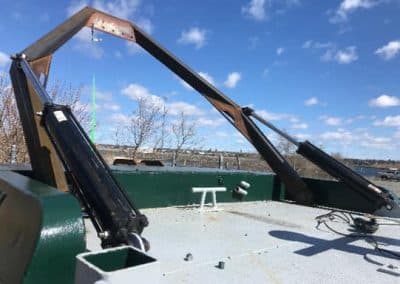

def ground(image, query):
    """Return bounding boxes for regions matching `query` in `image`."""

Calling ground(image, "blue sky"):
[0,0,399,159]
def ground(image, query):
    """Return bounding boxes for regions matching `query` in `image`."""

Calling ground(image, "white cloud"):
[198,72,215,85]
[110,113,130,125]
[348,116,365,124]
[168,102,204,116]
[114,50,123,58]
[373,115,400,127]
[67,0,142,19]
[196,118,226,127]
[177,27,207,49]
[320,115,343,126]
[122,82,205,116]
[315,42,334,49]
[93,0,140,19]
[224,72,241,88]
[67,0,88,16]
[334,46,358,64]
[291,123,308,129]
[236,138,247,144]
[0,51,9,68]
[375,40,400,60]
[126,42,143,55]
[257,109,298,122]
[216,131,229,138]
[304,97,319,106]
[294,133,311,140]
[102,103,121,111]
[180,80,193,91]
[326,118,342,126]
[321,46,358,64]
[320,128,396,150]
[96,90,113,101]
[136,17,154,34]
[320,129,353,143]
[358,131,393,150]
[304,42,357,64]
[320,48,335,62]
[339,0,377,11]
[276,47,285,56]
[302,40,334,49]
[330,0,379,23]
[242,0,267,21]
[369,94,400,108]
[122,83,164,107]
[302,40,313,49]
[361,138,392,149]
[122,83,153,100]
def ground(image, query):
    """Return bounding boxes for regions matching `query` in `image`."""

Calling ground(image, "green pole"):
[90,73,96,143]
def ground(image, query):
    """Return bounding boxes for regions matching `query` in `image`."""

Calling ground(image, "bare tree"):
[0,74,27,163]
[152,104,169,151]
[0,73,89,164]
[171,112,198,165]
[48,82,90,131]
[276,133,303,170]
[121,97,162,159]
[276,134,296,158]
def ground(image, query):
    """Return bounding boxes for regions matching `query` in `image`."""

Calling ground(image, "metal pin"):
[98,231,110,239]
[217,261,225,269]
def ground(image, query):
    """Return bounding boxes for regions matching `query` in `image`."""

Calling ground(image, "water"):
[353,166,382,177]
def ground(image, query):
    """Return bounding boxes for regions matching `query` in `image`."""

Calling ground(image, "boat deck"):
[85,201,400,283]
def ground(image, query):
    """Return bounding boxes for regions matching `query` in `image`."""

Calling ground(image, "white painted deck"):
[85,201,400,283]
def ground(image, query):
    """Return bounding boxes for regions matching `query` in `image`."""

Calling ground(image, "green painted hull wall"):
[0,171,85,284]
[112,168,377,213]
[24,193,86,284]
[113,169,282,209]
[303,177,377,213]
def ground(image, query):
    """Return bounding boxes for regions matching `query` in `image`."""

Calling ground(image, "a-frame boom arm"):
[20,7,313,204]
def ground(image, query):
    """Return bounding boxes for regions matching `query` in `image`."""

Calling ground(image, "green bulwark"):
[0,171,85,284]
[113,167,281,208]
[112,166,378,213]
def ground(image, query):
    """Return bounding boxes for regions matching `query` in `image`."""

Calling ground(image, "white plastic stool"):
[192,187,226,211]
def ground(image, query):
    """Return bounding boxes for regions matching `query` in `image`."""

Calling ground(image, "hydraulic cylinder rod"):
[246,107,396,211]
[245,108,299,146]
[15,55,149,250]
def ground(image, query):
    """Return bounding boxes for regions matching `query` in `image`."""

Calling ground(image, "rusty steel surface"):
[12,6,312,203]
[87,12,136,42]
[29,55,52,87]
[10,61,69,191]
